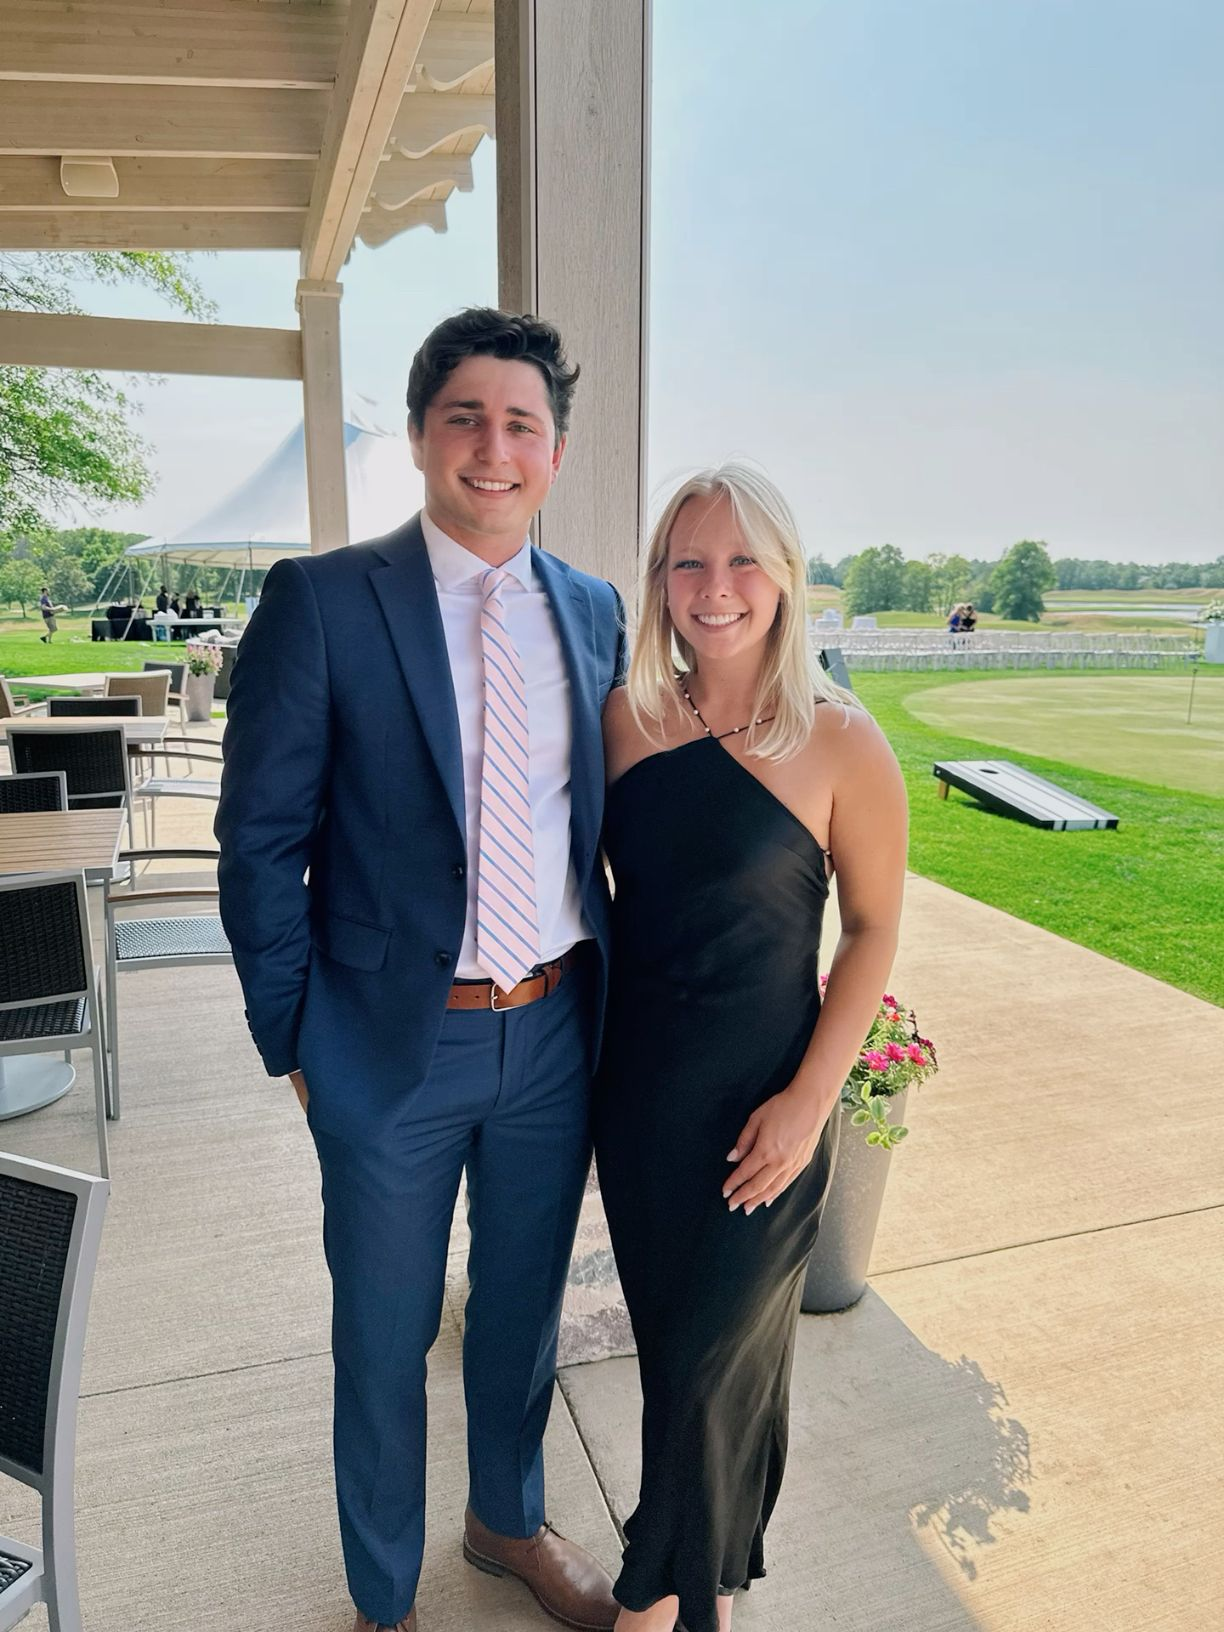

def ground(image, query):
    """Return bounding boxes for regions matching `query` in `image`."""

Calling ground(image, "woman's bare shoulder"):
[805,698,898,777]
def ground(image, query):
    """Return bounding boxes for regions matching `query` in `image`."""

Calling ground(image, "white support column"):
[496,0,651,595]
[296,278,349,553]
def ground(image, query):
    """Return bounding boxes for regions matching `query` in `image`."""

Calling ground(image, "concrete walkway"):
[2,736,1221,1630]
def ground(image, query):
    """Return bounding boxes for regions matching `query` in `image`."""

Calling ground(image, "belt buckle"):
[489,980,512,1012]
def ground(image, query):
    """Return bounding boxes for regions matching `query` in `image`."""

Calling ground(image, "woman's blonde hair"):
[627,461,859,761]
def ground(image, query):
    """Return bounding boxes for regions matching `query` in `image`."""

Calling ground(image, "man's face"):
[408,354,565,556]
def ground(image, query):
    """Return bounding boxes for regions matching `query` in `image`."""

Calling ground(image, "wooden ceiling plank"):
[0,310,302,380]
[0,83,326,161]
[0,212,305,250]
[300,0,437,282]
[0,0,342,89]
[0,156,313,212]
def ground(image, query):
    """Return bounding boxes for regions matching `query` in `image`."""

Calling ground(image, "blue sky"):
[79,0,1223,563]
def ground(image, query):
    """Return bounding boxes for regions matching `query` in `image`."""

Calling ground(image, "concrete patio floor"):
[2,720,1221,1630]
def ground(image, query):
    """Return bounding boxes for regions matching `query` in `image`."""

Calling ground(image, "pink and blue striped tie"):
[476,567,540,993]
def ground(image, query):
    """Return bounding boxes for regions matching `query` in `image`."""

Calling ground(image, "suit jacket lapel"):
[369,515,465,842]
[533,546,601,875]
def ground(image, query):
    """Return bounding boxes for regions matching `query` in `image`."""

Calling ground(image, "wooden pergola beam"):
[0,212,304,250]
[0,310,303,380]
[0,0,343,90]
[414,14,495,92]
[0,156,313,212]
[370,151,473,210]
[0,82,326,160]
[300,0,437,284]
[386,92,495,160]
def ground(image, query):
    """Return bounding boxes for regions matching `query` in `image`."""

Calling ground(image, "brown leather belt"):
[446,946,583,1012]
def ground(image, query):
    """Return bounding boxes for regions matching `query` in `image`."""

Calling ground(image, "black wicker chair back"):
[0,772,68,813]
[9,727,129,807]
[142,660,185,700]
[0,1172,77,1476]
[0,878,88,1008]
[47,696,140,718]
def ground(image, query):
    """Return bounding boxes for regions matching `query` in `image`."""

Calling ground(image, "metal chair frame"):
[103,847,229,1117]
[131,745,223,849]
[0,871,111,1178]
[0,1151,108,1632]
[0,678,46,721]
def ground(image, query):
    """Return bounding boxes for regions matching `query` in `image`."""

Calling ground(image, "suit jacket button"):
[435,950,453,967]
[452,863,466,880]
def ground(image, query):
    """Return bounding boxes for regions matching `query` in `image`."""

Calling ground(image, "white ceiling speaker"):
[59,156,120,199]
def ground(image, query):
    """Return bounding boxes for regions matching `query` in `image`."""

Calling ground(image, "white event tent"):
[123,400,419,580]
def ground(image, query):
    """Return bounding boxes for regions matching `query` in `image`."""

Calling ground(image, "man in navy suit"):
[216,309,626,1632]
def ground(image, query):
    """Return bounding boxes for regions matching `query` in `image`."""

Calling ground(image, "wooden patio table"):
[0,806,125,1121]
[4,715,168,746]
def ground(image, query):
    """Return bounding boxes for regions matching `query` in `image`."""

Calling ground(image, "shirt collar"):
[421,509,533,592]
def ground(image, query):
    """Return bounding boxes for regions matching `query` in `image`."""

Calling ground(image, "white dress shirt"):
[421,511,590,977]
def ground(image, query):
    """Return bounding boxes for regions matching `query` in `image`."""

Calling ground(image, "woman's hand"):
[723,1085,835,1215]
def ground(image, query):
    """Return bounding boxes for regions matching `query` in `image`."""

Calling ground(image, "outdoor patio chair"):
[0,771,68,814]
[0,678,45,721]
[141,660,187,733]
[105,669,171,777]
[46,696,140,718]
[104,670,170,718]
[7,726,136,849]
[0,872,111,1178]
[0,1151,108,1632]
[103,847,230,1117]
[131,743,223,850]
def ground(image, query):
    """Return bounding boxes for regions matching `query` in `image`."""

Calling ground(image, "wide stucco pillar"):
[296,277,349,552]
[495,0,651,596]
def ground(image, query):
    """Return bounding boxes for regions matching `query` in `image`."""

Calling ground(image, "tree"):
[0,253,214,536]
[842,544,906,616]
[0,557,43,616]
[926,552,972,614]
[991,539,1056,621]
[900,560,934,613]
[48,557,92,609]
[806,555,838,586]
[56,525,148,596]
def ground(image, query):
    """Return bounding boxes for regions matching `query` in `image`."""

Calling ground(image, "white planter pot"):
[801,1087,908,1314]
[183,671,216,722]
[1204,623,1224,664]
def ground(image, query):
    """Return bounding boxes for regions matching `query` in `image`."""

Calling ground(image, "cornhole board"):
[933,760,1118,831]
[819,646,854,692]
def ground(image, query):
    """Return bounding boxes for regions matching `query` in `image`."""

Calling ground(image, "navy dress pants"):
[308,967,594,1627]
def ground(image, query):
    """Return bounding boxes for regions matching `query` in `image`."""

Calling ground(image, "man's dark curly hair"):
[406,307,580,443]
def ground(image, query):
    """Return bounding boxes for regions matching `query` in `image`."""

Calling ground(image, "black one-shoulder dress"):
[593,734,839,1632]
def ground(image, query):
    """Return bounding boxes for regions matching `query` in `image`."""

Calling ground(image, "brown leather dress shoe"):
[463,1506,619,1631]
[351,1609,416,1632]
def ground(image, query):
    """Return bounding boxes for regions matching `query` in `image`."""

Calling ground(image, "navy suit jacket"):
[215,513,626,1137]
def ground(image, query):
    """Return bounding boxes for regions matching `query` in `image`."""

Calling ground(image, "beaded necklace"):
[681,683,775,742]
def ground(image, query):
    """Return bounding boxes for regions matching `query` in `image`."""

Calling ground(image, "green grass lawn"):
[903,674,1224,799]
[0,613,198,685]
[854,668,1224,1006]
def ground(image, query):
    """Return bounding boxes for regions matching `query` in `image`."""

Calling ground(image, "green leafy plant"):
[831,980,939,1151]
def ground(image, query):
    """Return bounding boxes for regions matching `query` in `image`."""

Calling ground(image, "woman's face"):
[665,492,783,666]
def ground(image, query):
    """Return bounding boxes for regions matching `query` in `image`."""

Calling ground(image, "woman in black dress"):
[595,463,908,1632]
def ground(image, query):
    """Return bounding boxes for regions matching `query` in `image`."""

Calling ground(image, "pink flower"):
[819,974,830,987]
[885,1042,906,1062]
[907,1043,927,1064]
[864,1050,889,1072]
[882,994,898,1009]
